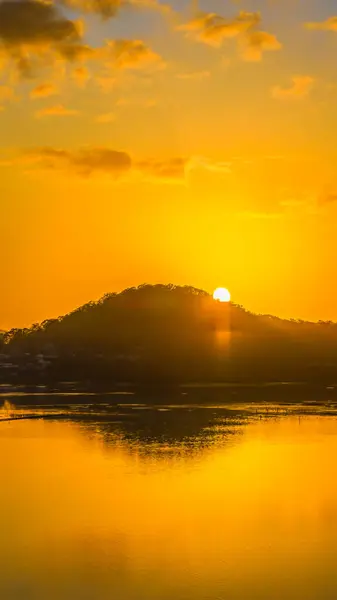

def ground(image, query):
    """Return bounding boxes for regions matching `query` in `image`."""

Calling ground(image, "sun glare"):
[213,288,231,303]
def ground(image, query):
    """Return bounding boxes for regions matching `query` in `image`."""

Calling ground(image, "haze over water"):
[1,401,337,599]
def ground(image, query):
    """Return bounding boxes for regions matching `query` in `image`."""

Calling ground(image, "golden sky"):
[2,0,337,328]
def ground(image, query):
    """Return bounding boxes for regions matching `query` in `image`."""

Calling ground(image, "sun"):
[213,287,231,303]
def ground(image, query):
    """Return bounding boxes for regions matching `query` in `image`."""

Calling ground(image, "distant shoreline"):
[1,381,337,405]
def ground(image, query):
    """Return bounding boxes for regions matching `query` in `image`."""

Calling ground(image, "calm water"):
[1,400,337,599]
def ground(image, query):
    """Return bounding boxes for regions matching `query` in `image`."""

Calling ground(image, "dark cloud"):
[22,147,133,176]
[58,43,95,61]
[71,148,132,175]
[17,147,232,183]
[0,1,166,80]
[20,147,186,181]
[0,0,83,76]
[0,0,80,47]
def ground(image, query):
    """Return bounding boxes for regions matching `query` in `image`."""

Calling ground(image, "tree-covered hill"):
[2,284,337,384]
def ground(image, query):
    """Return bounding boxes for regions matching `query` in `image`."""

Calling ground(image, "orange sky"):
[2,0,337,329]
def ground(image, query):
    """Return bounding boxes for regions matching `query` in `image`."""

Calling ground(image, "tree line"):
[1,284,337,385]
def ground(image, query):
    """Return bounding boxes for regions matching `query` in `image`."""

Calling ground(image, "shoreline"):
[1,381,337,405]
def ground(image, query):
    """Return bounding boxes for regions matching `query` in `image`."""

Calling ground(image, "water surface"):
[1,401,337,599]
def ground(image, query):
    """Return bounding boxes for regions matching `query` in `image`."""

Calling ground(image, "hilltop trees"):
[2,284,337,384]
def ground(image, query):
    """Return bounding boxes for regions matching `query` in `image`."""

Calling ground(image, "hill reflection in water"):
[75,405,249,459]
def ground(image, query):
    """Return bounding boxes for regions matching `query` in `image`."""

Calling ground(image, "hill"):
[1,284,337,385]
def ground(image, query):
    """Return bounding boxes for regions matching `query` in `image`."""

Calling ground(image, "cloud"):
[103,39,165,70]
[58,43,95,62]
[35,104,79,117]
[176,70,210,80]
[59,0,122,17]
[15,147,234,183]
[58,0,172,18]
[30,82,58,99]
[177,10,281,61]
[0,0,165,81]
[21,146,133,177]
[305,16,337,32]
[0,0,81,47]
[137,155,232,183]
[272,76,314,99]
[95,112,116,123]
[319,192,337,205]
[136,157,188,182]
[0,0,83,76]
[241,31,282,61]
[178,11,260,47]
[189,156,232,174]
[130,0,172,14]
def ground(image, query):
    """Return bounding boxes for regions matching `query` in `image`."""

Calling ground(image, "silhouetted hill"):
[2,284,337,385]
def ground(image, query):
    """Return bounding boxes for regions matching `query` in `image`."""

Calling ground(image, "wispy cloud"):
[35,105,79,118]
[241,31,282,62]
[177,10,281,62]
[14,147,234,183]
[30,83,58,99]
[136,157,188,183]
[272,76,314,99]
[177,11,260,47]
[103,39,166,71]
[95,112,116,123]
[305,16,337,32]
[176,70,210,81]
[189,156,232,175]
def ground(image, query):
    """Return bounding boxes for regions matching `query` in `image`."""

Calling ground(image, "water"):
[1,401,337,599]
